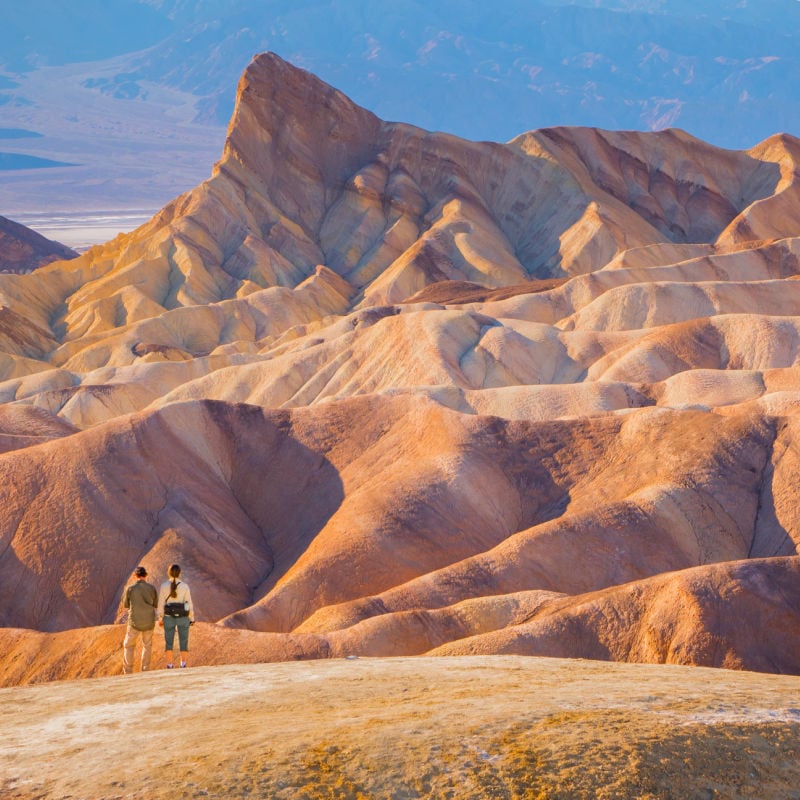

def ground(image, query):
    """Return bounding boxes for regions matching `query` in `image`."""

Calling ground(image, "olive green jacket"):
[124,580,158,631]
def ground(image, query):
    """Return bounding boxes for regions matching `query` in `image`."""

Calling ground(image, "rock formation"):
[1,52,800,685]
[0,214,78,274]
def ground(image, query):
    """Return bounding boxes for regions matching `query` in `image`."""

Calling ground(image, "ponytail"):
[168,564,181,598]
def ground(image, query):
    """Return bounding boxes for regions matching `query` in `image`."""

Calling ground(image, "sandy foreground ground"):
[1,656,800,800]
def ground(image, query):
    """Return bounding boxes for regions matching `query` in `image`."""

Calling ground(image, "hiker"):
[122,565,158,674]
[157,564,195,668]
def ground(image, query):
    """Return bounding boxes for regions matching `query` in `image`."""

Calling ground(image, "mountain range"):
[2,0,800,215]
[1,51,800,685]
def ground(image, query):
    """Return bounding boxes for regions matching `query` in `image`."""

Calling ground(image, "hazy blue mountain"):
[2,0,800,220]
[1,0,799,148]
[0,0,172,69]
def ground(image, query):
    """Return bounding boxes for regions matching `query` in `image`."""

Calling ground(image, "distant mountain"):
[2,0,800,217]
[0,214,77,273]
[2,0,800,145]
[105,0,800,144]
[0,0,172,70]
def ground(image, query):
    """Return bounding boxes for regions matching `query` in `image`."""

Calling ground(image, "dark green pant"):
[163,616,190,652]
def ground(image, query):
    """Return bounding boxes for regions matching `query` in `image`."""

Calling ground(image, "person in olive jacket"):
[122,565,158,674]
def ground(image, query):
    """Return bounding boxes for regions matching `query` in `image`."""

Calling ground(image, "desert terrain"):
[3,44,800,800]
[3,656,800,800]
[1,51,800,693]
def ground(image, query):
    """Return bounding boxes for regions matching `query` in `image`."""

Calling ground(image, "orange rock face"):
[1,52,800,685]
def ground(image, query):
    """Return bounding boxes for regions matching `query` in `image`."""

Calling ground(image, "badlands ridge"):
[1,52,800,684]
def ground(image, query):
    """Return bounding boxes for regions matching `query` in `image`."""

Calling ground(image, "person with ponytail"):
[156,564,195,668]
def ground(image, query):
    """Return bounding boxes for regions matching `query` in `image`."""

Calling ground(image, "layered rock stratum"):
[1,52,800,685]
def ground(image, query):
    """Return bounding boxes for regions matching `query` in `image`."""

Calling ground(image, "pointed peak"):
[223,51,382,164]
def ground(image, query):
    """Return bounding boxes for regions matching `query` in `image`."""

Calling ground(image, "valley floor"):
[9,209,156,251]
[2,655,799,799]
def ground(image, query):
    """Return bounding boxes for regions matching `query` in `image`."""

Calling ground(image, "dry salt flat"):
[10,209,156,252]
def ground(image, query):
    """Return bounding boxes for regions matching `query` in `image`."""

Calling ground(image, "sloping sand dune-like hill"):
[1,52,800,686]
